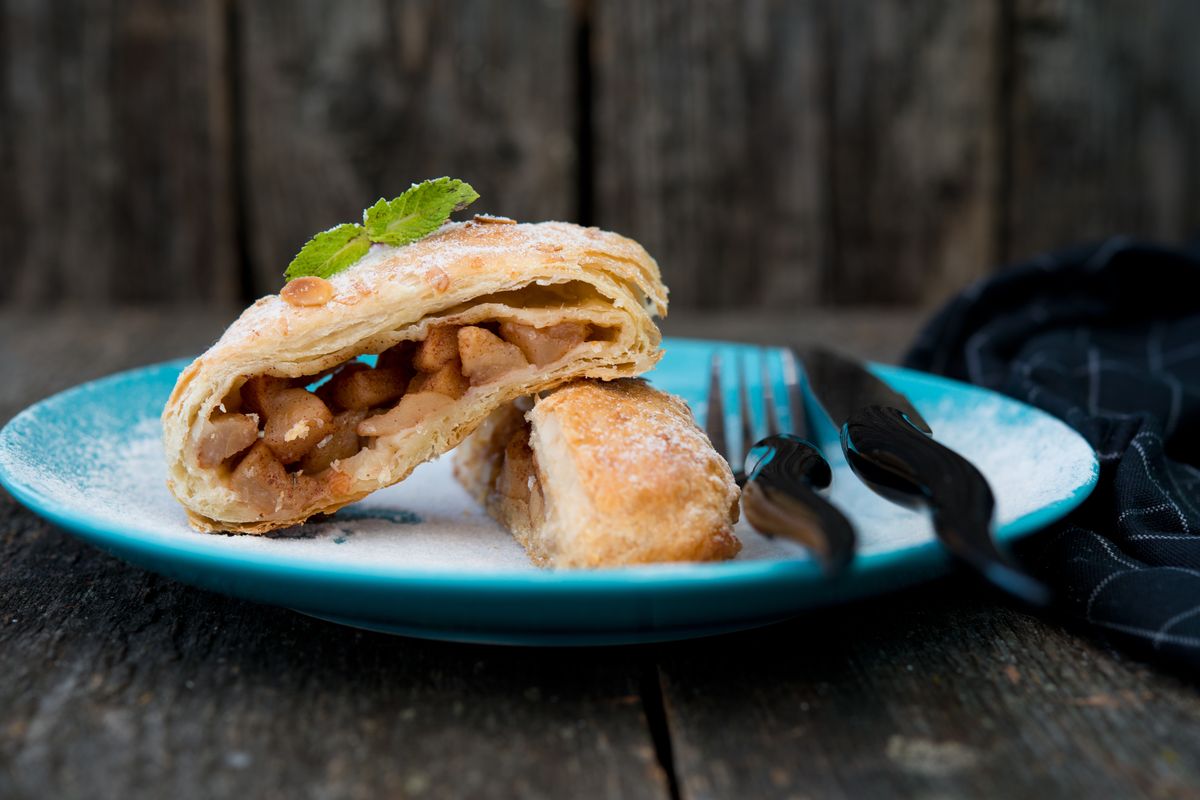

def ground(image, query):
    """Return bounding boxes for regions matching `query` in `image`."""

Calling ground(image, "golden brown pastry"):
[454,379,741,568]
[163,220,667,533]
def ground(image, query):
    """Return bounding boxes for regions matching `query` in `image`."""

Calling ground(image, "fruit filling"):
[194,320,595,515]
[493,420,546,533]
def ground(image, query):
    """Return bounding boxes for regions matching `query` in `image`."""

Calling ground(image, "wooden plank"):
[0,0,237,306]
[236,0,577,296]
[658,580,1200,799]
[1005,0,1200,261]
[0,522,667,800]
[591,1,998,311]
[591,0,830,311]
[827,0,1000,307]
[0,311,667,800]
[0,310,235,422]
[661,308,923,363]
[8,309,1200,797]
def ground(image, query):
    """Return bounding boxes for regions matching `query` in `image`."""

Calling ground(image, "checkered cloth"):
[906,238,1200,667]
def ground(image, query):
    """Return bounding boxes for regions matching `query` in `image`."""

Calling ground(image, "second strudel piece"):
[454,379,741,568]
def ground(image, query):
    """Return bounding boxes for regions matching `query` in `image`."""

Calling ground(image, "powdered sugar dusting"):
[220,220,666,355]
[1,371,1096,571]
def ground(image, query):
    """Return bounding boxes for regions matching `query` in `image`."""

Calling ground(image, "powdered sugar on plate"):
[0,371,1096,572]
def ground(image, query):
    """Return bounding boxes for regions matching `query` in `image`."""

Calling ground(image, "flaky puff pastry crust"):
[454,379,741,568]
[163,221,667,533]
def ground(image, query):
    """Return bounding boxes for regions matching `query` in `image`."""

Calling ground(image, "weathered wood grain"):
[592,1,999,310]
[6,0,1200,312]
[0,0,237,306]
[661,308,923,363]
[0,310,234,422]
[0,518,667,800]
[1005,0,1200,261]
[6,310,1200,799]
[0,311,666,800]
[591,0,831,311]
[236,0,578,296]
[826,0,1000,307]
[658,582,1200,798]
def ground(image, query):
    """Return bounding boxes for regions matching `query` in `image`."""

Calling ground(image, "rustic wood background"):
[7,309,1200,799]
[2,0,1198,311]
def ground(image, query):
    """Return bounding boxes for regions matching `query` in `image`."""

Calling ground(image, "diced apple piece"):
[262,388,334,463]
[299,410,366,474]
[498,321,590,366]
[218,387,243,413]
[326,363,408,410]
[230,442,293,514]
[407,362,469,399]
[458,326,529,385]
[230,441,321,514]
[196,412,259,468]
[240,375,290,415]
[497,428,535,503]
[528,477,545,525]
[496,427,546,527]
[357,392,453,437]
[413,325,461,372]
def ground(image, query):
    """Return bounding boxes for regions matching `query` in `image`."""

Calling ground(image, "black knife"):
[801,347,1051,606]
[733,350,856,576]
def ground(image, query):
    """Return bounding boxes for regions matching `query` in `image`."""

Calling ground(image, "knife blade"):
[801,347,1051,606]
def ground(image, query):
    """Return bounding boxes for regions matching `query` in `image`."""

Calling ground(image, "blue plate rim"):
[0,344,1100,601]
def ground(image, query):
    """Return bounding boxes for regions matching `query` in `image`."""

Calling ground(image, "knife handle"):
[840,405,1051,606]
[743,434,856,576]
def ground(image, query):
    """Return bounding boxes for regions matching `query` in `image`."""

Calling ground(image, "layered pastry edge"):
[162,220,666,533]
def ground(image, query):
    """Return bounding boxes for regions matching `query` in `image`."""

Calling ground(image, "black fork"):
[705,349,857,575]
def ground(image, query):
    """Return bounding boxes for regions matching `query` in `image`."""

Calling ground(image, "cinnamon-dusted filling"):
[195,320,594,515]
[493,422,546,533]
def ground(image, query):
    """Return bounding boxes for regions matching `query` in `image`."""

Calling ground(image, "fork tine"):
[761,348,781,437]
[782,347,808,439]
[737,354,755,467]
[705,352,729,462]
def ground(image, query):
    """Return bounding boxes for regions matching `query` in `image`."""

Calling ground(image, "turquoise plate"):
[0,338,1097,646]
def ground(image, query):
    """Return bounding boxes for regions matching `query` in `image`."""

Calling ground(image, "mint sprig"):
[284,224,371,281]
[284,178,479,281]
[364,178,479,245]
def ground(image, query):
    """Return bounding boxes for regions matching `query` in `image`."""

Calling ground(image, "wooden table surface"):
[2,309,1199,800]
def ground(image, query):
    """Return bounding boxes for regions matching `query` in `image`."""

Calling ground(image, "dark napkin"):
[905,238,1200,667]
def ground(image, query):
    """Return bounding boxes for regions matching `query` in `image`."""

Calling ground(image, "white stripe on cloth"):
[1087,570,1133,621]
[1161,339,1200,367]
[1154,606,1200,648]
[1128,533,1200,542]
[1131,437,1191,534]
[1118,503,1175,526]
[1085,529,1143,570]
[1092,619,1200,650]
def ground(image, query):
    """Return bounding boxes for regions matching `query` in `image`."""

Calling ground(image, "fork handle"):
[742,435,856,576]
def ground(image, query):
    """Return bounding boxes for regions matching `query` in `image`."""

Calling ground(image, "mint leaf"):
[280,178,480,282]
[363,178,479,246]
[285,223,371,280]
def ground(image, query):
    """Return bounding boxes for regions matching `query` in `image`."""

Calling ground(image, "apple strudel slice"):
[163,221,667,533]
[454,379,741,568]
